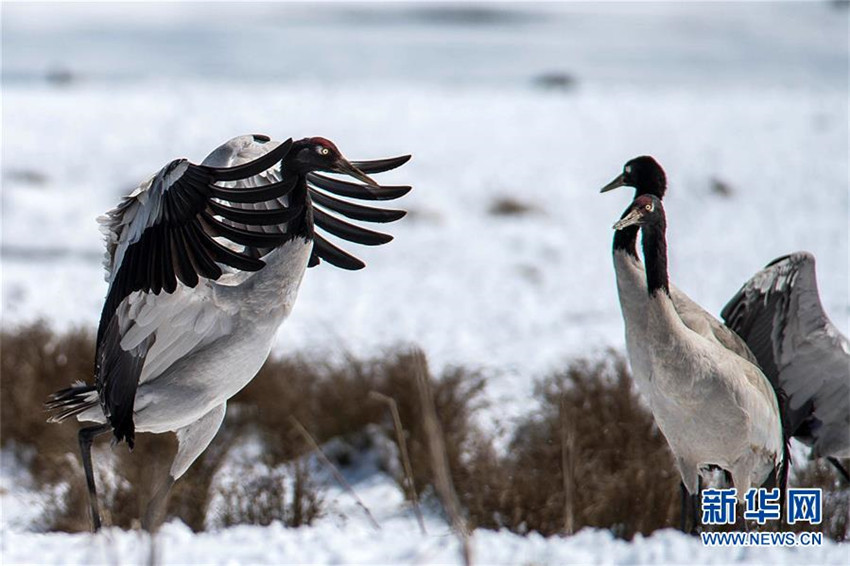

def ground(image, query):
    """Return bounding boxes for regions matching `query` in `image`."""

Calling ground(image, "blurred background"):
[3,2,846,87]
[3,0,848,431]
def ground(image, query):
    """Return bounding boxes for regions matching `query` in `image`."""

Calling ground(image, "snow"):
[2,1,848,564]
[3,445,848,565]
[4,519,849,565]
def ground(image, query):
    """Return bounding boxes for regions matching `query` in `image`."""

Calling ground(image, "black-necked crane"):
[602,157,849,486]
[612,193,785,530]
[601,157,775,530]
[45,134,411,532]
[722,252,850,481]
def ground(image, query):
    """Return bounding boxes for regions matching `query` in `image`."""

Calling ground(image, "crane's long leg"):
[676,458,701,535]
[79,424,111,532]
[141,403,226,532]
[679,482,688,532]
[691,476,702,534]
[143,475,175,533]
[678,476,702,534]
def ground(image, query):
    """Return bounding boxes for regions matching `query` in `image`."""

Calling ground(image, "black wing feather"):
[97,315,150,449]
[312,208,393,246]
[208,176,298,203]
[182,224,223,280]
[721,252,850,454]
[307,173,411,201]
[160,228,176,294]
[198,228,266,272]
[310,189,406,223]
[312,233,366,270]
[170,227,199,288]
[203,139,293,181]
[351,155,411,174]
[207,198,304,225]
[199,210,295,248]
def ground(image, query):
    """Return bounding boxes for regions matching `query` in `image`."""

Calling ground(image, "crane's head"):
[600,155,666,198]
[290,137,378,186]
[613,194,665,231]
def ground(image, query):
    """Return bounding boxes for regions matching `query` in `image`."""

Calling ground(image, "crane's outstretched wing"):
[99,139,298,320]
[721,252,850,459]
[306,155,411,270]
[96,140,297,446]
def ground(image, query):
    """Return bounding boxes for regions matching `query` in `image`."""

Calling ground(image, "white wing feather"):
[114,283,236,385]
[97,161,190,283]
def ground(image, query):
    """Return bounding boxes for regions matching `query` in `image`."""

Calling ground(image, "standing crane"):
[611,193,785,529]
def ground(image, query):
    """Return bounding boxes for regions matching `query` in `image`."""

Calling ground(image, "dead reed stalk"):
[289,416,380,530]
[413,350,472,566]
[560,395,577,535]
[370,390,427,534]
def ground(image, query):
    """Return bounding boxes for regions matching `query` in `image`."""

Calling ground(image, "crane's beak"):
[613,208,643,230]
[600,173,627,193]
[333,158,379,187]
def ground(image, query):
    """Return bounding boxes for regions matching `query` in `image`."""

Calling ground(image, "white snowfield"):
[2,521,847,565]
[2,454,848,565]
[2,2,848,564]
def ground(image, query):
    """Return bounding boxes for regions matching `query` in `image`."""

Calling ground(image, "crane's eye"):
[624,165,632,175]
[317,146,330,156]
[644,204,652,211]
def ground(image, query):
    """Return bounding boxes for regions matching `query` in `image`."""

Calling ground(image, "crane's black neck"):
[289,174,314,241]
[613,208,639,258]
[641,219,669,297]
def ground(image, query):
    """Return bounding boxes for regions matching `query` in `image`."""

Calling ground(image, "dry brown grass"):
[454,354,681,539]
[1,322,95,486]
[217,460,322,529]
[3,323,847,542]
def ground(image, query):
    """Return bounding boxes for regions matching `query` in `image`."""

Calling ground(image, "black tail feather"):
[45,382,99,423]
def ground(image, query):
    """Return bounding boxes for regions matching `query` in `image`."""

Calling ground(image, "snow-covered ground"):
[2,1,848,564]
[3,440,849,565]
[3,509,848,565]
